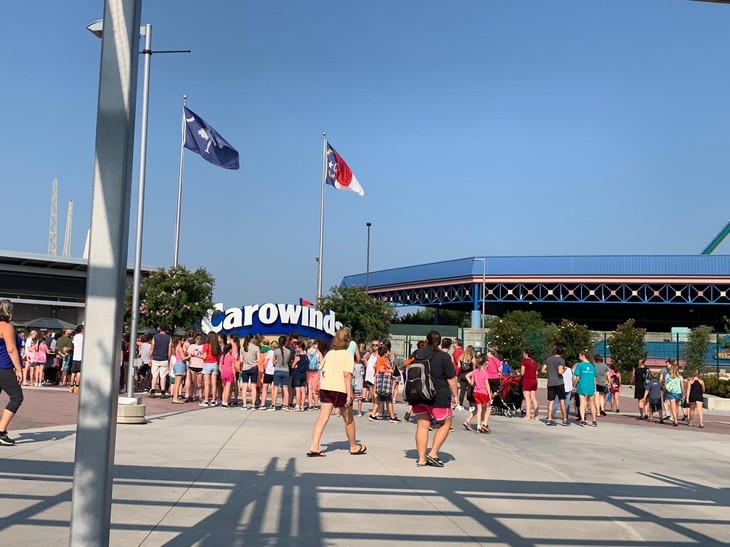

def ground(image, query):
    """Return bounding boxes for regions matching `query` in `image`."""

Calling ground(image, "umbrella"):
[24,317,76,331]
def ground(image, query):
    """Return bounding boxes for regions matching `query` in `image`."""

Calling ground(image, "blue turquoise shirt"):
[574,361,597,396]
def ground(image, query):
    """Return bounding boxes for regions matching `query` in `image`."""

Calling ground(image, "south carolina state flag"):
[325,142,364,196]
[183,107,240,170]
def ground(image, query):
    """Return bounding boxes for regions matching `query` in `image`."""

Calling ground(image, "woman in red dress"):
[520,349,539,421]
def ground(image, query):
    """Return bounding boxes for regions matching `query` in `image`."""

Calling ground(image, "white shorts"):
[151,359,169,379]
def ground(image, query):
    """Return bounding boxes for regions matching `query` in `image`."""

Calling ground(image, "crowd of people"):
[2,325,85,393]
[632,357,706,427]
[125,327,329,409]
[0,307,711,453]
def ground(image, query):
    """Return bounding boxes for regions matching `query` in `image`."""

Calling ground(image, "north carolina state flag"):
[325,142,364,196]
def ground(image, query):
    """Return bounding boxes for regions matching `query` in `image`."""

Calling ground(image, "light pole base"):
[117,399,146,424]
[470,310,482,329]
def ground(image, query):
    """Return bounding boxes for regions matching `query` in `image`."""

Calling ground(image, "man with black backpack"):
[406,330,457,468]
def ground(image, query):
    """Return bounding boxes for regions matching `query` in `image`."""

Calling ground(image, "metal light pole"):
[89,21,189,397]
[365,222,372,292]
[88,20,150,401]
[128,23,152,399]
[475,257,486,347]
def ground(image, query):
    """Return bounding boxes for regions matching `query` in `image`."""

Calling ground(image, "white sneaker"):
[455,405,464,411]
[469,407,476,412]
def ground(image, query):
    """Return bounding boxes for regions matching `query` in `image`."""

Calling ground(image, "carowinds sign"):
[201,303,343,339]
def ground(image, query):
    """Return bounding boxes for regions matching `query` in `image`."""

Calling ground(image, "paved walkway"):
[13,383,730,435]
[2,391,730,546]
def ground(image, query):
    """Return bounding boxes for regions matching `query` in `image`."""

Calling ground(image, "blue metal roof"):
[341,255,730,288]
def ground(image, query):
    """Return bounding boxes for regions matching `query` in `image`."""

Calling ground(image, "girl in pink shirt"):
[219,343,236,407]
[170,337,187,403]
[462,355,494,433]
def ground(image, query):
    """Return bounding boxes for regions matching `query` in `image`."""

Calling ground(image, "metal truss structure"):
[372,279,730,308]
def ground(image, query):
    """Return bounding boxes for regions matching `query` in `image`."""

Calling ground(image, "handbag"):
[375,372,393,396]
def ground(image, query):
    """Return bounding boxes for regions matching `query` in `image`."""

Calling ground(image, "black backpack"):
[404,351,437,405]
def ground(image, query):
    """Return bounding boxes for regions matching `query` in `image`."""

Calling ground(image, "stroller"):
[491,374,524,417]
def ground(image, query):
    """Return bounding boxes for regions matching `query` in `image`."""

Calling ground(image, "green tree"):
[684,325,713,375]
[394,307,469,327]
[608,319,647,374]
[126,266,215,332]
[319,285,395,343]
[489,317,524,364]
[550,319,595,366]
[488,310,555,364]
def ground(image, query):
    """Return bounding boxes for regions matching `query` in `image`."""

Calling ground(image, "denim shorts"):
[273,370,289,387]
[292,372,307,388]
[240,368,258,384]
[172,361,186,376]
[202,363,219,375]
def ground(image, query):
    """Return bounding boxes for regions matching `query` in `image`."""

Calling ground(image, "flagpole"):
[317,132,327,304]
[173,94,186,268]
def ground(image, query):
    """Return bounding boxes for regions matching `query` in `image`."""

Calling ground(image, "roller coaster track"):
[701,219,730,254]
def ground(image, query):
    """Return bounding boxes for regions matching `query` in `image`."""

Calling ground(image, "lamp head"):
[86,19,146,39]
[86,20,103,38]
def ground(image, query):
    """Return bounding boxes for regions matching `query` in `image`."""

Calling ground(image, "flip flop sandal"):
[306,451,326,457]
[425,455,444,467]
[349,445,367,455]
[416,461,427,467]
[462,423,471,431]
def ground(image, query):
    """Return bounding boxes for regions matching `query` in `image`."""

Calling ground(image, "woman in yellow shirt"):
[307,327,366,457]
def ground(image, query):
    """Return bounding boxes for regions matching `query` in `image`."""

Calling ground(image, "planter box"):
[704,394,730,411]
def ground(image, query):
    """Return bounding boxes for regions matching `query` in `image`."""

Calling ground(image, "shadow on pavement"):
[1,455,729,546]
[13,430,77,444]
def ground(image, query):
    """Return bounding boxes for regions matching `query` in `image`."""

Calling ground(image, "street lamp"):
[365,222,372,292]
[88,22,189,400]
[88,20,151,401]
[474,257,486,348]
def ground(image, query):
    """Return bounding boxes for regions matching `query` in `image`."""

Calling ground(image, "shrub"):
[684,326,713,375]
[702,375,730,398]
[608,319,647,375]
[550,320,595,365]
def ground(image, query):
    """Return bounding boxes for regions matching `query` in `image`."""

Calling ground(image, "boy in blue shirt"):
[642,372,664,423]
[573,351,598,427]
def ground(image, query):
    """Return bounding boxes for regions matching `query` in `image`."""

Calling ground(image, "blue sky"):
[2,0,730,308]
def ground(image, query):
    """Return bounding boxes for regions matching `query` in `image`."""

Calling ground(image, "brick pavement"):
[6,384,728,435]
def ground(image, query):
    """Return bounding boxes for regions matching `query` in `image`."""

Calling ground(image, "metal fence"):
[387,327,728,374]
[593,333,728,374]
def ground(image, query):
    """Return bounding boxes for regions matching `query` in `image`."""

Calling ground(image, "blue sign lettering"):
[202,303,343,339]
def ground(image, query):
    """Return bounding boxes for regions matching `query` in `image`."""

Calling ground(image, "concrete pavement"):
[2,397,730,546]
